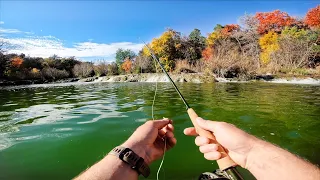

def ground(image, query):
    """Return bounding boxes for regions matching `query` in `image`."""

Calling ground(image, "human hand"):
[122,119,176,165]
[184,117,258,168]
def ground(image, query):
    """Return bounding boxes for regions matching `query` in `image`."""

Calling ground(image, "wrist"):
[122,141,151,165]
[244,137,265,170]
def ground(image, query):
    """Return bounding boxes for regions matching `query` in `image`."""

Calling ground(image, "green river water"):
[0,82,319,180]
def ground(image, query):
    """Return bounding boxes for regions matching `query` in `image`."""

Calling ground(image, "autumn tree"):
[305,5,320,29]
[221,24,240,37]
[255,10,296,34]
[207,24,224,47]
[115,49,136,67]
[207,32,220,47]
[142,29,182,71]
[259,31,279,64]
[11,56,24,68]
[201,47,214,61]
[121,57,133,73]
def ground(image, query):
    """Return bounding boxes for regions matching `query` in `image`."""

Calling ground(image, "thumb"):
[196,117,216,133]
[151,119,172,129]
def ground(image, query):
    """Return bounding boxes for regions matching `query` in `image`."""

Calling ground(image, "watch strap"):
[109,146,150,177]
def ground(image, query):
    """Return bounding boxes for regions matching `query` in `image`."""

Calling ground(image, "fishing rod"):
[144,43,243,180]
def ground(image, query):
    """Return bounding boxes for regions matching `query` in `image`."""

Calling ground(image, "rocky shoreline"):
[92,73,218,83]
[1,73,320,86]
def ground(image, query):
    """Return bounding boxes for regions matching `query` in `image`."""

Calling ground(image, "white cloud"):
[3,30,144,61]
[0,21,4,25]
[0,28,21,34]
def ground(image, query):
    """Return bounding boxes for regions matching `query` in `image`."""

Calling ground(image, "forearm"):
[246,138,320,180]
[74,155,138,180]
[73,119,175,180]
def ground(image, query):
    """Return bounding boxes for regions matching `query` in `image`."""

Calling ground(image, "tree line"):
[0,5,319,82]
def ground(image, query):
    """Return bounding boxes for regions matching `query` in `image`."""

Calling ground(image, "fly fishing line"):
[150,58,166,180]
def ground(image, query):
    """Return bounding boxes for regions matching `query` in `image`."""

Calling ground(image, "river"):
[0,82,319,179]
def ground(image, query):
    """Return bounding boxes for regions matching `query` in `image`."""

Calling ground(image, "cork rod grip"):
[187,108,237,170]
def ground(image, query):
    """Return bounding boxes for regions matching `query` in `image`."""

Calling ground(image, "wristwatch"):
[109,146,150,178]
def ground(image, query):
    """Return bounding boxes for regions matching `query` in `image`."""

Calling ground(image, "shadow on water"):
[0,82,319,180]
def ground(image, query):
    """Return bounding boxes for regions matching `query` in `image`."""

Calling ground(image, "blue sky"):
[0,1,318,61]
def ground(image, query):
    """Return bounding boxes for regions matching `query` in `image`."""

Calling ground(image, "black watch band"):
[109,146,150,178]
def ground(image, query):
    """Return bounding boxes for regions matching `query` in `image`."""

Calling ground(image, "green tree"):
[115,49,136,67]
[186,28,206,61]
[214,24,224,32]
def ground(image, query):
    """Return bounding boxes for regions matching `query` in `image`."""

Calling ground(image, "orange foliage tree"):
[11,56,24,68]
[201,47,214,61]
[255,10,296,34]
[305,5,320,29]
[121,58,132,73]
[221,24,240,37]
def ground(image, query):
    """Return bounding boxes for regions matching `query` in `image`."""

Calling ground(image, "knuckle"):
[199,146,208,153]
[195,137,201,146]
[204,154,212,160]
[215,122,228,129]
[145,121,153,126]
[213,144,219,150]
[199,146,204,153]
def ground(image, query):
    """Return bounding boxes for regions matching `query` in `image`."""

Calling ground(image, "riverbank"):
[1,73,320,86]
[83,73,320,85]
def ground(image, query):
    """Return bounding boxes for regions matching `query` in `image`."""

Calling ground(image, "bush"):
[174,60,203,73]
[73,62,94,78]
[132,55,155,73]
[28,68,41,79]
[267,29,317,72]
[0,52,10,78]
[23,57,43,70]
[107,62,119,75]
[42,67,69,80]
[94,60,109,76]
[207,38,259,78]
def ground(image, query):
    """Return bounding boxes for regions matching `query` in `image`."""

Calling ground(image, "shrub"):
[73,62,94,78]
[94,60,109,76]
[107,62,119,75]
[42,68,69,80]
[268,30,316,71]
[174,60,203,73]
[23,57,43,70]
[0,52,10,78]
[206,37,259,78]
[132,55,155,73]
[29,68,41,79]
